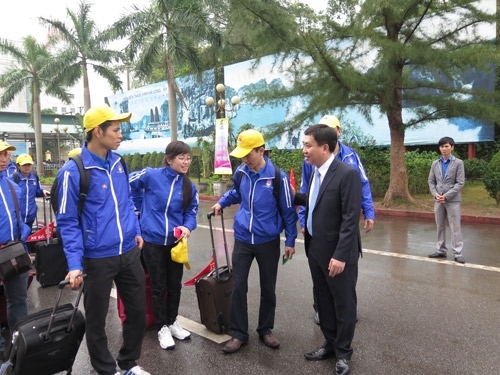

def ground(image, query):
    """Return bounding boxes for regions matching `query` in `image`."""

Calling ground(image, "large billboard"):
[224,56,495,150]
[106,70,215,155]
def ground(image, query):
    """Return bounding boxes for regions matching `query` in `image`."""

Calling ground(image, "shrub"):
[489,150,500,172]
[404,150,437,195]
[483,170,500,204]
[268,148,304,185]
[484,152,500,204]
[354,146,390,198]
[463,158,488,182]
[130,153,143,171]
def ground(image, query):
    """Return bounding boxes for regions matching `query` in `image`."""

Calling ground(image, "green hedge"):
[121,145,495,200]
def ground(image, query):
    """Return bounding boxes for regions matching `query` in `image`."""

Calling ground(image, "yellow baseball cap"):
[67,147,82,158]
[0,141,16,152]
[16,153,34,165]
[230,129,265,158]
[318,115,341,128]
[83,104,132,131]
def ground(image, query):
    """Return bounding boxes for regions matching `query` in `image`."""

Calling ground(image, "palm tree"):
[39,0,123,112]
[0,36,72,174]
[110,0,221,142]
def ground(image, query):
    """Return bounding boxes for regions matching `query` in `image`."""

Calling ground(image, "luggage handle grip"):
[207,209,223,220]
[45,275,86,340]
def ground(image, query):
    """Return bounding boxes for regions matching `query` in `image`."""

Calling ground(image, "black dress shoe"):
[335,358,350,375]
[304,343,335,361]
[428,251,446,258]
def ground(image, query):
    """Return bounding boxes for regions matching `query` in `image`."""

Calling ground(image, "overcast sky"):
[0,0,327,108]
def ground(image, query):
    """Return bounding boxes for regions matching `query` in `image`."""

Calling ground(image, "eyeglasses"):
[175,156,192,163]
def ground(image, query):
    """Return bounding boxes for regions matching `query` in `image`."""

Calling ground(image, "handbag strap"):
[6,180,23,241]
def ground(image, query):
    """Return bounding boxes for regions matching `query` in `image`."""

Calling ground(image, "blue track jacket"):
[0,171,31,245]
[56,145,141,271]
[217,157,297,247]
[299,141,375,228]
[129,166,199,246]
[9,171,44,225]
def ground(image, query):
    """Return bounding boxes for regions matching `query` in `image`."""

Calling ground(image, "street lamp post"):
[54,118,61,165]
[205,83,240,119]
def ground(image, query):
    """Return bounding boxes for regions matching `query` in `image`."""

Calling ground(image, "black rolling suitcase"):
[195,211,233,334]
[4,278,86,375]
[35,198,68,287]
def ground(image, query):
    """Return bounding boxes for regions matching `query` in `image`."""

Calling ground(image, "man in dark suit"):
[294,124,361,375]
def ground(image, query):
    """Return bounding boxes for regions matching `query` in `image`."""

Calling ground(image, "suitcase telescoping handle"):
[43,196,52,244]
[44,275,86,340]
[207,211,231,279]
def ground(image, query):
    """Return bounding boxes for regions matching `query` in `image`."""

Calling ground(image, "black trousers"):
[83,247,146,375]
[308,253,358,360]
[141,241,184,327]
[230,237,280,342]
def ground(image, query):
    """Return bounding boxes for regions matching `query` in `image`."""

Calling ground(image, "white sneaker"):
[123,366,151,375]
[168,320,191,340]
[158,325,175,350]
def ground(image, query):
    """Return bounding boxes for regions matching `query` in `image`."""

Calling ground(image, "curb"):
[200,195,500,225]
[373,208,500,225]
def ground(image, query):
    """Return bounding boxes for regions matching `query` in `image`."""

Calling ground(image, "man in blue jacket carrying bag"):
[55,105,150,375]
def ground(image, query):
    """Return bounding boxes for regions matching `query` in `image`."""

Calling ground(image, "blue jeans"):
[0,270,29,349]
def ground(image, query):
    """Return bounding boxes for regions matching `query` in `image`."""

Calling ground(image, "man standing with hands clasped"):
[428,136,465,264]
[294,124,361,375]
[211,129,297,354]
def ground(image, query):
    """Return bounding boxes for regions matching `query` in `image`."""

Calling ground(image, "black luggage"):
[6,278,86,375]
[35,198,68,287]
[195,211,233,334]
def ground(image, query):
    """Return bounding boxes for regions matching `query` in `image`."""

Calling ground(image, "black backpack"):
[50,153,128,217]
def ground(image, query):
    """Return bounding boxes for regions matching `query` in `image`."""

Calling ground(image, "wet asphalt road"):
[21,199,500,374]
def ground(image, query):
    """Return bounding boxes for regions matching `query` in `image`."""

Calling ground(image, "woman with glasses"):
[129,141,199,351]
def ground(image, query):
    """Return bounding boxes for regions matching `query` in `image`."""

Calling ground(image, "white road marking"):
[110,224,500,345]
[198,224,500,273]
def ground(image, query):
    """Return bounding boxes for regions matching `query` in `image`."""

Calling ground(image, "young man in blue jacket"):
[211,129,297,354]
[55,105,150,375]
[0,141,31,360]
[9,153,49,230]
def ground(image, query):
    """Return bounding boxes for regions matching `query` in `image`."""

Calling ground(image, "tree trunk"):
[82,60,91,112]
[383,108,415,205]
[32,86,44,176]
[167,62,177,142]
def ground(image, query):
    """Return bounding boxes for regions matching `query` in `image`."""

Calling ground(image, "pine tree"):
[225,0,498,204]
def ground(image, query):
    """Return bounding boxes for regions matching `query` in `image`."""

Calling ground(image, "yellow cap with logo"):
[83,104,132,132]
[318,115,341,128]
[230,129,265,158]
[16,153,34,165]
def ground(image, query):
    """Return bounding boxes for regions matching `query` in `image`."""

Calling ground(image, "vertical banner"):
[214,118,233,174]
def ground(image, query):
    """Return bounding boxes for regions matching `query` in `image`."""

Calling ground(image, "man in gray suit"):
[428,136,465,264]
[294,124,361,375]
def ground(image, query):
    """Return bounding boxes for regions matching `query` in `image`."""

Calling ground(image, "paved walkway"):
[17,200,500,374]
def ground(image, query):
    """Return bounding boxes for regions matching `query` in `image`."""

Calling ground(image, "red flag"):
[289,168,297,191]
[183,255,216,286]
[289,168,298,210]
